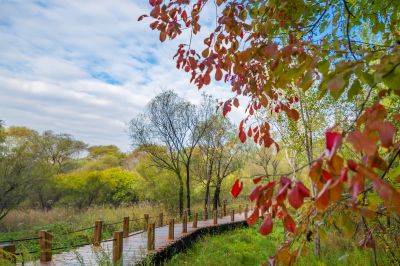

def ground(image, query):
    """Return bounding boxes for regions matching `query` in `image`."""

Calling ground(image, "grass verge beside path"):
[166,224,387,266]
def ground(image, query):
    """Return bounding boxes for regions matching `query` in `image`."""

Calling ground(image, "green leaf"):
[338,215,355,237]
[347,80,361,100]
[355,69,375,87]
[317,60,330,75]
[382,67,400,89]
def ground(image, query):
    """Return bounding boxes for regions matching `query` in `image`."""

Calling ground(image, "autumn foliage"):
[141,0,400,264]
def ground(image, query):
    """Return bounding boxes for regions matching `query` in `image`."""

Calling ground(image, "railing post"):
[203,208,208,221]
[123,217,129,238]
[143,214,149,231]
[39,230,53,262]
[0,243,16,263]
[230,209,235,223]
[192,212,198,229]
[213,210,217,225]
[94,220,103,246]
[245,205,249,220]
[147,223,155,252]
[158,213,164,227]
[223,202,227,216]
[112,231,123,264]
[239,205,243,214]
[168,218,174,240]
[182,211,188,234]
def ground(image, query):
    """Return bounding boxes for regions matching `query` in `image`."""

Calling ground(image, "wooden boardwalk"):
[24,212,247,266]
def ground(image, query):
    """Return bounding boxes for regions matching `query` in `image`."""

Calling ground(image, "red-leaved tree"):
[140,0,400,264]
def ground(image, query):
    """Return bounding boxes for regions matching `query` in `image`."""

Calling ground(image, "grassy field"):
[166,224,388,266]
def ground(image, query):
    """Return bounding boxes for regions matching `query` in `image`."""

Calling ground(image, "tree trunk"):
[178,176,184,216]
[185,164,191,215]
[212,180,221,210]
[204,177,211,209]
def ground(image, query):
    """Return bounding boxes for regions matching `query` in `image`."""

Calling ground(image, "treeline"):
[0,92,265,220]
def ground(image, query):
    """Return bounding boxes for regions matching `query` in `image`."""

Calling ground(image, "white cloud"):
[0,0,240,151]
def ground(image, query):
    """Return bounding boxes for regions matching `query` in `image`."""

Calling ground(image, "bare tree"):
[197,115,244,210]
[129,91,213,215]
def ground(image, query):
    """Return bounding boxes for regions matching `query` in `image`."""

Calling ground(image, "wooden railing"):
[0,203,250,264]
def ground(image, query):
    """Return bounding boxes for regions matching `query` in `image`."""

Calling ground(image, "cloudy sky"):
[0,0,242,151]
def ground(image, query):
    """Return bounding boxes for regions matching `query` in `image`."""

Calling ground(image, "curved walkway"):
[25,212,247,266]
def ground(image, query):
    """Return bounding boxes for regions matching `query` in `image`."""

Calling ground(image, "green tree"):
[55,167,138,208]
[0,127,40,220]
[84,145,126,170]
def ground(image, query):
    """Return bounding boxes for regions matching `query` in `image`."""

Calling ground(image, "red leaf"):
[283,214,296,233]
[350,173,364,200]
[322,170,332,181]
[138,14,148,21]
[315,179,332,210]
[150,5,160,17]
[260,181,276,192]
[259,216,273,236]
[223,101,232,117]
[288,187,302,209]
[325,131,342,158]
[239,130,246,143]
[204,72,211,85]
[181,10,187,21]
[231,179,243,198]
[253,176,262,184]
[159,31,167,42]
[288,182,310,209]
[247,127,253,137]
[379,122,396,148]
[330,178,343,204]
[280,176,291,186]
[297,182,310,197]
[276,183,290,205]
[347,160,358,171]
[215,67,223,81]
[347,130,377,156]
[340,168,348,182]
[249,186,261,201]
[233,98,239,108]
[247,207,260,225]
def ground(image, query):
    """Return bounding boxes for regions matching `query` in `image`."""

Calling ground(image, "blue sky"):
[0,0,241,151]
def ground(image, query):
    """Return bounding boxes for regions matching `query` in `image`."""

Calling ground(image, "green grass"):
[166,225,390,266]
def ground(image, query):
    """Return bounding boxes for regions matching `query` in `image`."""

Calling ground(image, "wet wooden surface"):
[25,212,247,266]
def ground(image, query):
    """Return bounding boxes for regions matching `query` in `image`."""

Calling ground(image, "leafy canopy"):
[142,0,400,264]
